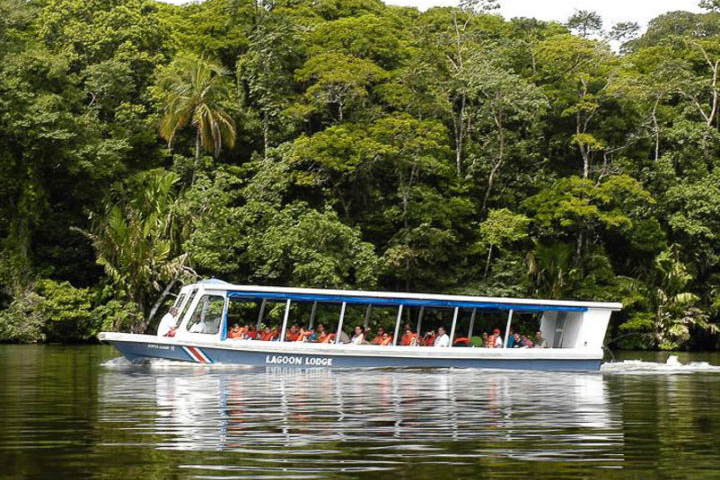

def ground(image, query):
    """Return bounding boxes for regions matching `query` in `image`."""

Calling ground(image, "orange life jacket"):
[380,336,393,346]
[401,333,418,346]
[453,337,470,346]
[296,330,313,342]
[319,333,335,343]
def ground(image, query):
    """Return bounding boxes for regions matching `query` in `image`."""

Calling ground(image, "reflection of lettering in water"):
[99,368,622,460]
[265,355,333,366]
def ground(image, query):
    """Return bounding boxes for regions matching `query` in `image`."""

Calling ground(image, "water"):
[1,346,720,479]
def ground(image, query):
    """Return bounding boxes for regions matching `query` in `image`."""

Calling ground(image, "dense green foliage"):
[1,0,720,349]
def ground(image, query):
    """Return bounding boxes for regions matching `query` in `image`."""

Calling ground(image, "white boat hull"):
[99,332,603,371]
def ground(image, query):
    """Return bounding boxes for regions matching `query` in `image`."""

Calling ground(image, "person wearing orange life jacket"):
[379,332,393,345]
[285,324,300,342]
[370,327,387,345]
[296,327,313,342]
[314,324,335,343]
[228,324,243,339]
[400,326,418,346]
[259,326,274,341]
[421,329,436,346]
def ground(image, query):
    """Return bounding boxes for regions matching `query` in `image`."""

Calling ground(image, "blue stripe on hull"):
[108,340,601,372]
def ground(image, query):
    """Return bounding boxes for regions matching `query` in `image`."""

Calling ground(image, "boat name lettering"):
[147,344,174,351]
[265,355,333,366]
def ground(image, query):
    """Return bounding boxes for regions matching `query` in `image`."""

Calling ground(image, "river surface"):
[1,346,719,479]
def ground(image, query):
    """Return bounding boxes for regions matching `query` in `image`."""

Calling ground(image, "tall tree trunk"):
[484,244,494,279]
[192,127,201,185]
[651,97,661,162]
[482,113,505,211]
[454,93,466,177]
[576,230,584,261]
[577,111,590,179]
[263,110,270,160]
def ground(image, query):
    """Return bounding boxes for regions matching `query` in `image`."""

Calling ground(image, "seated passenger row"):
[223,323,549,348]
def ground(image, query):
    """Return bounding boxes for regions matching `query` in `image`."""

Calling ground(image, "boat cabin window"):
[173,293,186,309]
[178,289,197,323]
[186,294,225,335]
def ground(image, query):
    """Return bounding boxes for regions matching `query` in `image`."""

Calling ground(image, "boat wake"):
[601,355,720,374]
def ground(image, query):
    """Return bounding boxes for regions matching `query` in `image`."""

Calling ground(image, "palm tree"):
[159,54,236,183]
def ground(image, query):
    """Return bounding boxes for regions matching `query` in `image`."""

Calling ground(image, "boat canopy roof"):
[195,281,622,313]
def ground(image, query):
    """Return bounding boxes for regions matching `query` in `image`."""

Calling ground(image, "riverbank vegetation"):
[1,0,720,349]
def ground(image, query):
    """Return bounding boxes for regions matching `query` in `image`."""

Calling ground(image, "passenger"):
[316,324,336,343]
[370,327,387,345]
[239,324,250,340]
[511,332,521,348]
[534,331,548,348]
[506,329,516,348]
[400,326,418,346]
[482,332,490,348]
[260,326,275,341]
[157,307,179,337]
[228,324,243,339]
[380,332,393,345]
[421,330,436,346]
[351,325,366,345]
[296,327,313,342]
[492,328,503,348]
[286,324,300,342]
[519,334,534,348]
[434,326,450,347]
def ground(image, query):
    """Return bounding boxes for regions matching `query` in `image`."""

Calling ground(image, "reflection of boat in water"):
[100,279,621,371]
[98,366,623,461]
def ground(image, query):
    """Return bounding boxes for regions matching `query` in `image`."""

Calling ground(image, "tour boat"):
[99,279,622,371]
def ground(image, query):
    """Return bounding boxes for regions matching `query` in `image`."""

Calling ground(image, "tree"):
[158,54,237,182]
[295,52,386,123]
[621,245,717,350]
[523,175,655,259]
[79,170,190,332]
[237,4,299,159]
[608,21,640,44]
[567,10,603,38]
[535,34,620,178]
[464,57,547,209]
[478,208,530,278]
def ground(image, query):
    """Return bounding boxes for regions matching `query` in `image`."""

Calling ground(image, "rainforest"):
[1,0,720,350]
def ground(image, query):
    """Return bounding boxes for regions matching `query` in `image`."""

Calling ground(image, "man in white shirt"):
[189,315,207,333]
[157,307,179,337]
[434,326,450,347]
